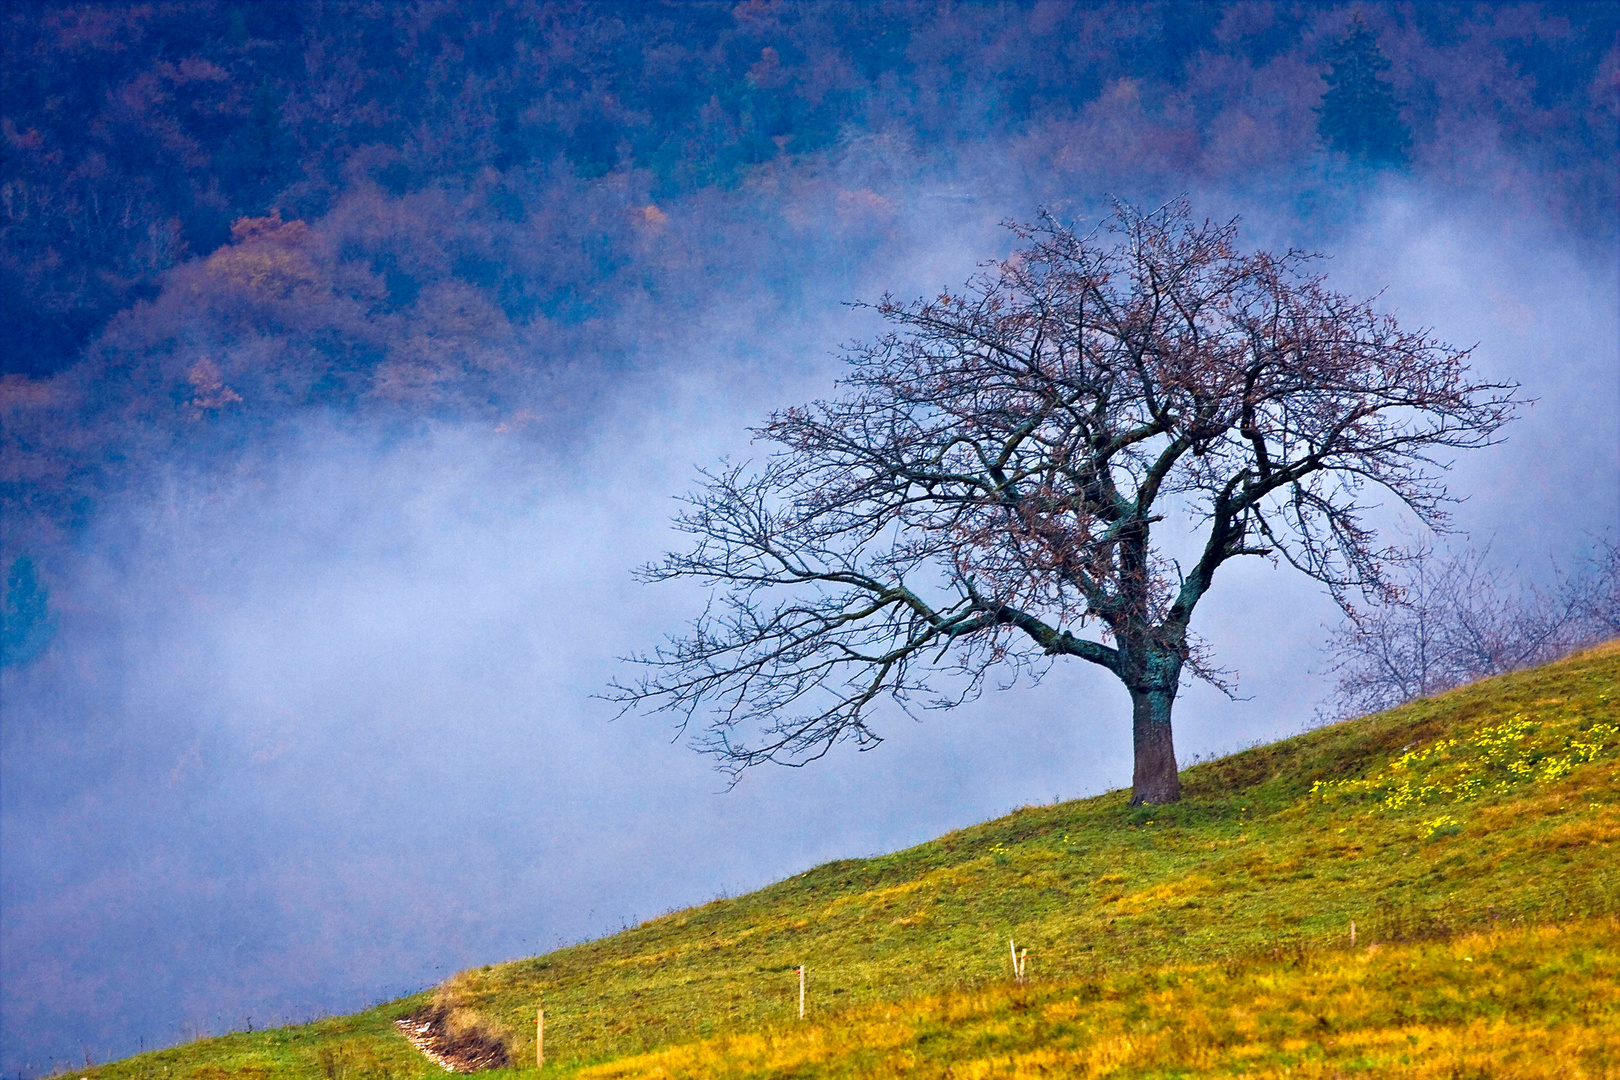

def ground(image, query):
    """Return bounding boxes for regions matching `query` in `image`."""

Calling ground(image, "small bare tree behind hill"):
[1322,537,1620,717]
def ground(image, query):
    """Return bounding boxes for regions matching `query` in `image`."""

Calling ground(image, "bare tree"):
[1323,536,1620,717]
[1566,538,1620,643]
[615,200,1517,804]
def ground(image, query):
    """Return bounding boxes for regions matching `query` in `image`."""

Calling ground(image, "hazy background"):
[2,3,1616,1074]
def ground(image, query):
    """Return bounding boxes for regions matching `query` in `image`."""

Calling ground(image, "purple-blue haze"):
[2,4,1617,1074]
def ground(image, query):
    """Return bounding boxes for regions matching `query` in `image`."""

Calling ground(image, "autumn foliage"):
[1,1,1615,559]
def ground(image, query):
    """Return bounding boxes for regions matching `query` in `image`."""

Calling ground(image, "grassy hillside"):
[74,641,1619,1079]
[578,918,1619,1079]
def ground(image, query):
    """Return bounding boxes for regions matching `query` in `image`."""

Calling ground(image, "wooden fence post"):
[537,1007,544,1070]
[798,965,805,1019]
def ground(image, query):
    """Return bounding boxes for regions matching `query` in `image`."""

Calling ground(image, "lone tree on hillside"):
[615,201,1516,804]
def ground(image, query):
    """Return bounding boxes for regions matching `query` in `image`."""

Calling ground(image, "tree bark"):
[1128,683,1181,805]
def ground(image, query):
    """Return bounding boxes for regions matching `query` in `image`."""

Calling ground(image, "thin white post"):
[798,965,805,1019]
[1350,919,1357,948]
[536,1007,544,1070]
[1009,938,1019,983]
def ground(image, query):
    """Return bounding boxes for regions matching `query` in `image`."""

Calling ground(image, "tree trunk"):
[1128,683,1181,805]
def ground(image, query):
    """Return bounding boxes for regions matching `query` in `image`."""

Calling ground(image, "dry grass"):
[581,918,1620,1079]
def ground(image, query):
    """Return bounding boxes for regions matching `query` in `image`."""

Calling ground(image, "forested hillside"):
[2,1,1616,561]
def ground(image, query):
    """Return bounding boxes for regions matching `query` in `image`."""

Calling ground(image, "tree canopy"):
[618,201,1517,803]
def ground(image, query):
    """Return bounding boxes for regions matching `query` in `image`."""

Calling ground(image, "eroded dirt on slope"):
[394,1005,511,1074]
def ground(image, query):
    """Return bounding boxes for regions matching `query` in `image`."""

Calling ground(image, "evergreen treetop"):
[1317,17,1411,166]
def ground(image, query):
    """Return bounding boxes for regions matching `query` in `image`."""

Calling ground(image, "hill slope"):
[73,641,1619,1078]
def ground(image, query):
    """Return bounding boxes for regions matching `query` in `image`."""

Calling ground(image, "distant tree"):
[1,553,55,667]
[222,82,297,200]
[616,200,1516,805]
[1317,17,1411,166]
[1323,538,1620,717]
[1568,538,1620,642]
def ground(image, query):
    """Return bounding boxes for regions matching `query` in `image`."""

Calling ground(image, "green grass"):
[73,641,1620,1079]
[64,996,437,1080]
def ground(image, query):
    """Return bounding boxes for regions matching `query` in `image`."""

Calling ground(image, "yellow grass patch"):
[821,876,930,916]
[579,919,1620,1079]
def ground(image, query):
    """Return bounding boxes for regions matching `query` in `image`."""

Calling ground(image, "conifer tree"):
[1317,17,1411,166]
[1,554,55,667]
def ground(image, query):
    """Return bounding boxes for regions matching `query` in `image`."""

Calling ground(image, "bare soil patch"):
[394,1005,511,1073]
